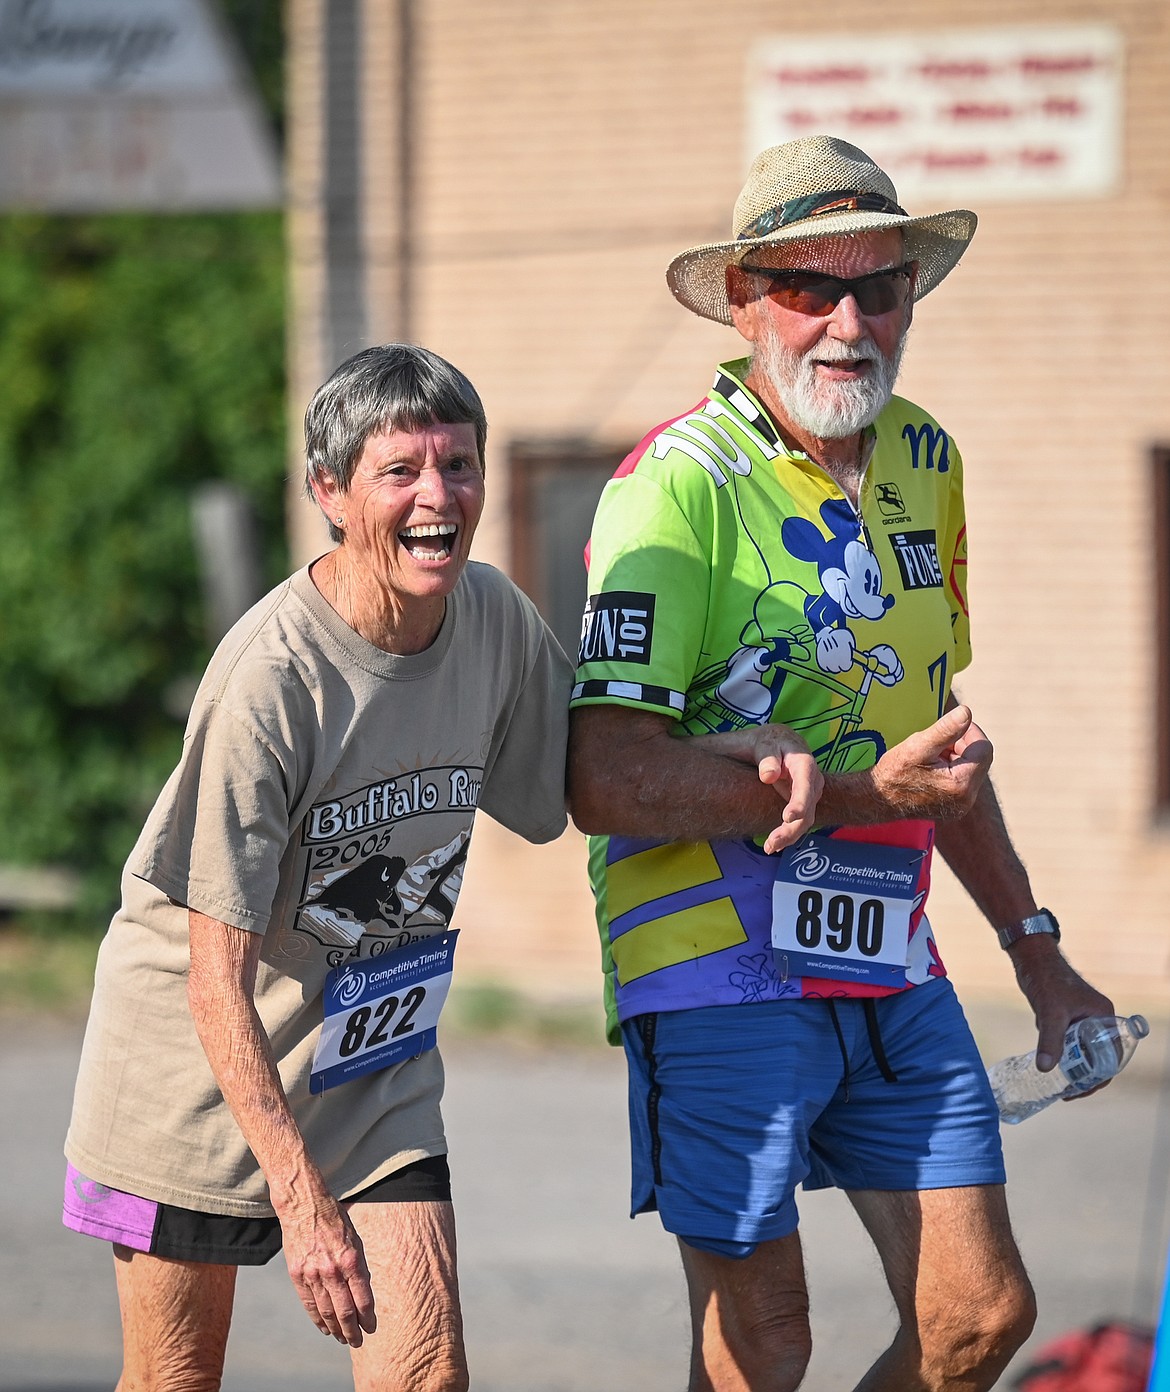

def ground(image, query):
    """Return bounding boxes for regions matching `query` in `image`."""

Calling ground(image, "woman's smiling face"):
[318,419,485,612]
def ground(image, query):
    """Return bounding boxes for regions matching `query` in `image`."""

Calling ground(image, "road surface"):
[3,1009,1167,1390]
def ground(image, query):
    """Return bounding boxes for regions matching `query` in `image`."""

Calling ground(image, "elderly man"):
[568,136,1112,1392]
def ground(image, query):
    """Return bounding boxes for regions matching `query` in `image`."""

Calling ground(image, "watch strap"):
[996,908,1061,951]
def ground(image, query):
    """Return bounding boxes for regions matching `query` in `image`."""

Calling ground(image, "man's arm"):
[568,706,823,852]
[186,911,377,1346]
[933,779,1114,1073]
[568,701,990,850]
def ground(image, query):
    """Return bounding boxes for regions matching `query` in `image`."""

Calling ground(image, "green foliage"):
[218,0,285,137]
[0,212,287,918]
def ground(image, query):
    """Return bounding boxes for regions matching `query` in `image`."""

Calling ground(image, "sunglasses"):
[738,263,915,318]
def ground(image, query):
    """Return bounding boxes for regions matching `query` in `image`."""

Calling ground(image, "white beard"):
[755,318,908,440]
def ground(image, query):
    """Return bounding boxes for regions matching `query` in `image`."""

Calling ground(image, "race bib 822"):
[310,932,457,1093]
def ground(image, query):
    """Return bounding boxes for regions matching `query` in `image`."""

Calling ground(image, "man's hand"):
[718,723,825,853]
[1008,935,1116,1085]
[931,749,1115,1099]
[821,704,992,825]
[873,704,992,817]
[279,1191,377,1346]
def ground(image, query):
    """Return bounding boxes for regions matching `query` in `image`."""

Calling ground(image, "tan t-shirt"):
[66,561,570,1216]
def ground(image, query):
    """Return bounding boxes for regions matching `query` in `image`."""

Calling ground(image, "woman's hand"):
[703,723,824,852]
[277,1188,377,1345]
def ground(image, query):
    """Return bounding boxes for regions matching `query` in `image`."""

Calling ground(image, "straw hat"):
[667,135,977,325]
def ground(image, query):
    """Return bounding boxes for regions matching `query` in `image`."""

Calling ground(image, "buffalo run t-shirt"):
[67,561,570,1216]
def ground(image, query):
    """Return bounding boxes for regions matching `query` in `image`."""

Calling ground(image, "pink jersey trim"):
[583,398,708,569]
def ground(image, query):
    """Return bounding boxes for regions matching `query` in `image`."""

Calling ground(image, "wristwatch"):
[996,908,1061,951]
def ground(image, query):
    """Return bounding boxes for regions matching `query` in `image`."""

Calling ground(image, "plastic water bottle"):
[987,1015,1150,1124]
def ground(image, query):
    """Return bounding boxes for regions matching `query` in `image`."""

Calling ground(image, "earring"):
[335,517,344,526]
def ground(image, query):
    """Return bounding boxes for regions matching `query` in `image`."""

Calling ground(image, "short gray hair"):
[304,344,488,542]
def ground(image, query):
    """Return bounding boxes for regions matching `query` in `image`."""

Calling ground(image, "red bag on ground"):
[1012,1320,1154,1391]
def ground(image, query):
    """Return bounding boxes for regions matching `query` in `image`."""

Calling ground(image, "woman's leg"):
[113,1244,237,1392]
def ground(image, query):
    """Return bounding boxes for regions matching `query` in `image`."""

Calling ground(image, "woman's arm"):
[186,910,376,1347]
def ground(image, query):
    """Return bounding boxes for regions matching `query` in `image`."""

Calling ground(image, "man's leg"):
[847,1184,1036,1392]
[345,1199,468,1392]
[677,1231,812,1392]
[113,1245,237,1392]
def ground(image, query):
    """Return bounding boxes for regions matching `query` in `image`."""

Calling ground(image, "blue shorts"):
[621,977,1005,1258]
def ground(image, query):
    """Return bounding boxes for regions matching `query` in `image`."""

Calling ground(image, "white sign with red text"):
[748,26,1123,202]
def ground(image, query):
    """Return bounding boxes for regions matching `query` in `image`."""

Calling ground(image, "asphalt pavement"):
[4,1006,1169,1391]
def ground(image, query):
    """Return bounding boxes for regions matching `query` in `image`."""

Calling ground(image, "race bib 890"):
[771,838,919,988]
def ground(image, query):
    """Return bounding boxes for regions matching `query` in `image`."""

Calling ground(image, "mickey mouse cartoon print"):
[712,497,903,732]
[782,498,904,686]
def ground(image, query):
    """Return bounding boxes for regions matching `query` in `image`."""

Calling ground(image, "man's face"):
[727,230,914,440]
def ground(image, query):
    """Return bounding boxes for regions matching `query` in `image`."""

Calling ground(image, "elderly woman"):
[63,345,572,1391]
